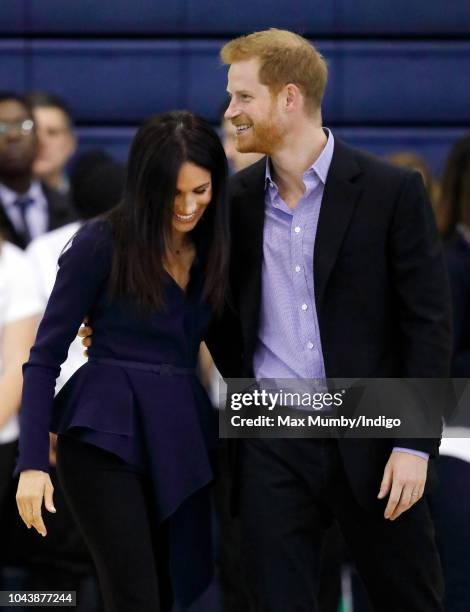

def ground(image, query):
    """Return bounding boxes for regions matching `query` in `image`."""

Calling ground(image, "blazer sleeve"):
[389,172,452,455]
[17,220,112,474]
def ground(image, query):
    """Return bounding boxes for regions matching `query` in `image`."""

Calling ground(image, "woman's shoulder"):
[73,217,112,244]
[57,217,114,279]
[64,218,113,258]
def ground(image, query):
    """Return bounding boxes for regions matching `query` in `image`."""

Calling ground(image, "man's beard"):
[235,115,285,156]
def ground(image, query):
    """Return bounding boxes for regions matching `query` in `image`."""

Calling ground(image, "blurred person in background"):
[0,93,76,249]
[387,151,443,232]
[26,92,77,195]
[387,151,435,196]
[0,232,41,583]
[430,134,470,612]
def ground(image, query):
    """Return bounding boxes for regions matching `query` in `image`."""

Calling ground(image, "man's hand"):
[77,318,93,356]
[378,450,428,521]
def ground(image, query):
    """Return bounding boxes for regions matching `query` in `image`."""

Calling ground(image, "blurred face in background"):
[33,106,76,185]
[221,117,263,173]
[0,99,37,177]
[172,162,212,236]
[225,57,287,156]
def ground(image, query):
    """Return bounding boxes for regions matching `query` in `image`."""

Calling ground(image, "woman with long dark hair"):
[15,111,229,611]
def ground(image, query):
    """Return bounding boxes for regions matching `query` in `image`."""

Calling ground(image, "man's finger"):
[410,486,422,506]
[82,337,91,348]
[378,463,393,499]
[384,480,403,519]
[390,483,414,520]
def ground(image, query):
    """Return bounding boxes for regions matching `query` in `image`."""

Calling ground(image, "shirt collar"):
[265,127,335,190]
[0,180,46,210]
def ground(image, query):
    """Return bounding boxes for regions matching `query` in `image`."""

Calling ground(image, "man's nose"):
[224,99,239,120]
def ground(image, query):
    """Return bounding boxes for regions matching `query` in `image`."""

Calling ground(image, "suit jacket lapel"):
[314,138,363,310]
[233,159,266,362]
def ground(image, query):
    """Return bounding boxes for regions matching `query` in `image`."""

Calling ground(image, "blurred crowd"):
[0,90,469,611]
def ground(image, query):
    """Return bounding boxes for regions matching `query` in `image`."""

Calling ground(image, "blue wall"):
[1,1,469,175]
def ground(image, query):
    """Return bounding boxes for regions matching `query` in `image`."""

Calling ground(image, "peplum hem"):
[52,360,217,607]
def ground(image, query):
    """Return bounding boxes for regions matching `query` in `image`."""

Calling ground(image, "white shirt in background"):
[26,221,86,392]
[0,242,43,443]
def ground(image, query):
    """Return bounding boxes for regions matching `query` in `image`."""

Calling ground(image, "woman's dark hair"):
[440,135,470,238]
[106,111,229,312]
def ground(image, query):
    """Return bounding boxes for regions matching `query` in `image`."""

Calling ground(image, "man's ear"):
[284,83,302,113]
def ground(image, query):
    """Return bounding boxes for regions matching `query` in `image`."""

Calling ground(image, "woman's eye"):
[194,188,208,194]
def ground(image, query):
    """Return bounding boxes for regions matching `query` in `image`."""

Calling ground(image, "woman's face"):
[172,162,212,235]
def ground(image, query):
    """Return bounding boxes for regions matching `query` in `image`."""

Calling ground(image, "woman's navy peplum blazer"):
[17,218,217,606]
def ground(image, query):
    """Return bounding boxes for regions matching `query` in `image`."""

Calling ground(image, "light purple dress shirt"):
[253,128,427,460]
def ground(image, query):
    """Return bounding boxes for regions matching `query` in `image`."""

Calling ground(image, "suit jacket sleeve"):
[389,171,452,455]
[17,220,112,473]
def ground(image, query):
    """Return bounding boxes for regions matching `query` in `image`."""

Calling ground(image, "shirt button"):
[301,303,308,311]
[307,342,314,350]
[295,265,301,273]
[294,226,301,233]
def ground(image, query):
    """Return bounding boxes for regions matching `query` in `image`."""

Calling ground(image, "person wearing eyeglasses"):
[26,92,77,195]
[0,93,76,249]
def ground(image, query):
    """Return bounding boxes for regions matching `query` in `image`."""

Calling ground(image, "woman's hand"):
[16,470,56,537]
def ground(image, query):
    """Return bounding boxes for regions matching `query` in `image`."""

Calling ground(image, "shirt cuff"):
[393,447,429,461]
